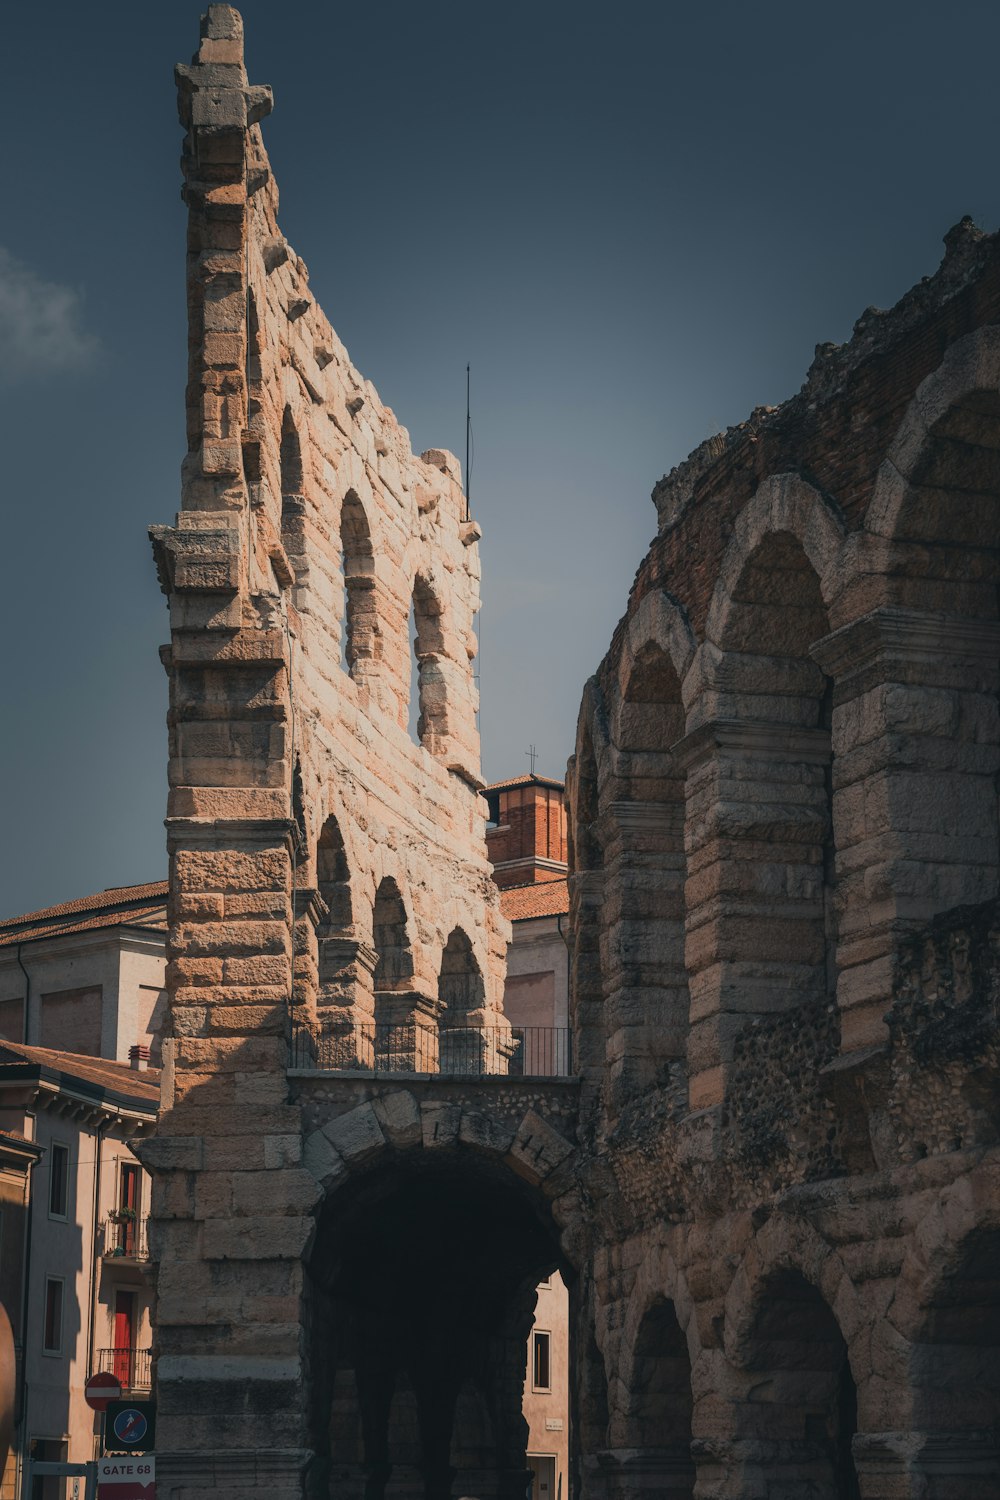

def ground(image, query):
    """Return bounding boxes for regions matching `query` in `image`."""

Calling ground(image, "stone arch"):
[339,487,377,678]
[605,1240,698,1493]
[279,404,307,568]
[704,472,846,651]
[613,587,697,727]
[370,876,416,1066]
[599,592,697,1110]
[566,678,610,878]
[372,877,413,991]
[303,1095,578,1500]
[684,490,840,1109]
[725,1220,863,1500]
[566,680,610,1089]
[438,927,489,1073]
[408,571,448,753]
[867,324,1000,609]
[906,1217,1000,1498]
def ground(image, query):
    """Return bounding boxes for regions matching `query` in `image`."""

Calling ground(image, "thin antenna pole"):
[465,363,471,521]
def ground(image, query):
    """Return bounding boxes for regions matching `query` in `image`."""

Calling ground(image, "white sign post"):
[96,1456,155,1499]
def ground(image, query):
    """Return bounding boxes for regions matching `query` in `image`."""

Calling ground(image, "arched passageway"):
[625,1298,694,1499]
[738,1269,859,1499]
[309,1154,570,1500]
[910,1226,1000,1498]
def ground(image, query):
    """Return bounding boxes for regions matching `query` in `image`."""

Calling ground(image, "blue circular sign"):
[112,1408,148,1445]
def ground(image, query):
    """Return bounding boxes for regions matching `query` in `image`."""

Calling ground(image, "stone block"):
[421,1100,461,1149]
[507,1109,573,1184]
[459,1109,515,1156]
[372,1090,421,1149]
[321,1101,385,1163]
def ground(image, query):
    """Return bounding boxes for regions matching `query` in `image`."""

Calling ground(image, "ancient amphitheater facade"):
[145,8,999,1500]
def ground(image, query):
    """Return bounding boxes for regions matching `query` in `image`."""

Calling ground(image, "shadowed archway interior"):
[308,1156,568,1500]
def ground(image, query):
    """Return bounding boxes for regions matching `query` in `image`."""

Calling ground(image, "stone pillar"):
[146,10,317,1496]
[679,719,832,1111]
[568,871,607,1096]
[812,608,1000,1053]
[600,799,687,1113]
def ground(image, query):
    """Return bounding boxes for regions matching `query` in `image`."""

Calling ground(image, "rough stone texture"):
[565,219,1000,1498]
[146,10,1000,1500]
[147,9,511,1498]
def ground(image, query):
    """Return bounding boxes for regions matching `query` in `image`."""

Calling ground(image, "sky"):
[1,0,998,918]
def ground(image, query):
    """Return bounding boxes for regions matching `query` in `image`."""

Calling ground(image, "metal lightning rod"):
[465,363,471,521]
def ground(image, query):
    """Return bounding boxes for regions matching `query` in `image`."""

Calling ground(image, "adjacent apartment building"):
[0,893,162,1497]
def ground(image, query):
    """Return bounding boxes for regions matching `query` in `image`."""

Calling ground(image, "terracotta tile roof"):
[500,878,570,922]
[0,882,168,950]
[484,774,565,793]
[0,1040,160,1110]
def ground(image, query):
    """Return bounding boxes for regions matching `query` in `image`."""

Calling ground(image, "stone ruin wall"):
[564,224,1000,1498]
[146,6,507,1492]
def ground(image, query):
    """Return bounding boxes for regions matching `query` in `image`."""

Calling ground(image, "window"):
[42,1278,63,1354]
[532,1330,551,1391]
[48,1143,69,1219]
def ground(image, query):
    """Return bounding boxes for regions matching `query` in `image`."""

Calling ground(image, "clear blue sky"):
[1,0,997,917]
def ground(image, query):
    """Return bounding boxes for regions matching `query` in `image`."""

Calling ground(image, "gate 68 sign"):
[97,1457,155,1500]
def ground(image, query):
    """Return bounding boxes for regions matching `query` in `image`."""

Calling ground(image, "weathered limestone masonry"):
[144,10,575,1500]
[566,222,1000,1498]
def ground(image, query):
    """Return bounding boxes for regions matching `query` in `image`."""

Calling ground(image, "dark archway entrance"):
[740,1269,860,1499]
[309,1154,569,1500]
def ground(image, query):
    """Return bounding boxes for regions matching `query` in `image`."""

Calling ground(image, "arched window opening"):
[340,490,375,678]
[408,576,446,752]
[438,928,486,1073]
[911,1226,1000,1499]
[371,877,415,1066]
[372,878,413,991]
[280,406,306,574]
[898,391,1000,569]
[624,1298,694,1499]
[712,531,834,1010]
[245,287,261,388]
[315,816,353,1005]
[742,1270,860,1500]
[606,642,688,1113]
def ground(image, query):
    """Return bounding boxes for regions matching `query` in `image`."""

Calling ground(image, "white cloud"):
[0,246,100,379]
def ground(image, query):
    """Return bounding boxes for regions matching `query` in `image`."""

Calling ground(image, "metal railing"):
[290,1020,572,1077]
[97,1347,152,1390]
[102,1215,150,1261]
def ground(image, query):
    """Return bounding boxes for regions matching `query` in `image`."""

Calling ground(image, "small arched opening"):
[340,490,376,678]
[910,1225,1000,1498]
[738,1268,859,1499]
[408,575,447,753]
[371,877,415,1066]
[622,1297,694,1499]
[280,405,306,573]
[438,928,487,1074]
[315,815,354,1004]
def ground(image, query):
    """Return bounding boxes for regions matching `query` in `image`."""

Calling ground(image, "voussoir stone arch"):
[302,1091,578,1222]
[723,1212,865,1372]
[612,1237,700,1422]
[309,778,361,897]
[704,472,848,651]
[889,1160,1000,1342]
[867,323,1000,541]
[610,587,698,746]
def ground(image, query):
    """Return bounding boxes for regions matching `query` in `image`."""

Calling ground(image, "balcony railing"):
[290,1020,573,1078]
[102,1216,149,1261]
[97,1347,152,1391]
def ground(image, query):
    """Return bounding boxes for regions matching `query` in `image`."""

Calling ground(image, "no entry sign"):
[97,1457,155,1499]
[85,1372,122,1412]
